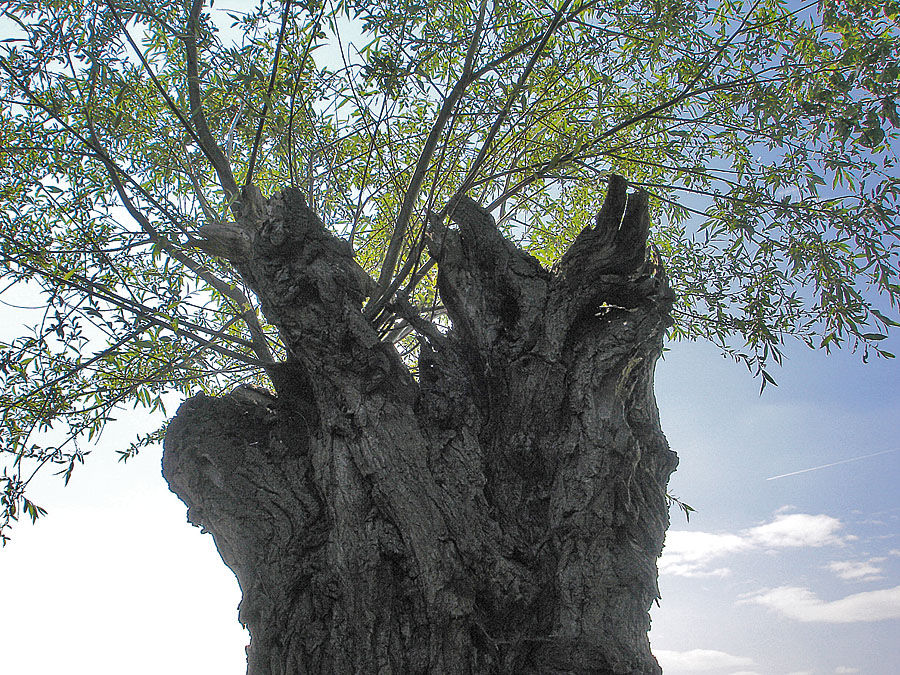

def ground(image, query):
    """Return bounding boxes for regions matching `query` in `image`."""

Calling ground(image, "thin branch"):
[185,0,239,199]
[66,102,271,363]
[454,0,573,203]
[286,7,326,187]
[7,322,150,408]
[4,250,265,365]
[245,0,293,187]
[679,0,763,97]
[369,0,489,305]
[103,0,236,196]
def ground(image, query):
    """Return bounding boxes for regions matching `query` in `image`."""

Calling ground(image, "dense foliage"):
[1,0,898,539]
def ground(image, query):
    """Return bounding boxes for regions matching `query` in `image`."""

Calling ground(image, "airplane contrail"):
[766,448,898,481]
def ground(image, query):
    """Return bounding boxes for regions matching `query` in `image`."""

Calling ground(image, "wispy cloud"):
[654,648,755,671]
[827,558,885,582]
[834,667,861,674]
[741,585,900,623]
[660,513,849,577]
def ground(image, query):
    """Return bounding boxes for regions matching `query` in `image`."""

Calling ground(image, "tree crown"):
[1,0,898,539]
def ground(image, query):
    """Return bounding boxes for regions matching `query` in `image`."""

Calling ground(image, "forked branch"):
[185,0,239,199]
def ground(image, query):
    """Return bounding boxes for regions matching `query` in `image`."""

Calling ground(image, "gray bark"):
[163,176,677,674]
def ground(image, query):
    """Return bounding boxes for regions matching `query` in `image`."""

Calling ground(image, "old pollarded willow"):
[1,0,899,672]
[164,176,676,672]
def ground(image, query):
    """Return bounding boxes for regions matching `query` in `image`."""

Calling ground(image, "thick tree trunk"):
[163,176,677,674]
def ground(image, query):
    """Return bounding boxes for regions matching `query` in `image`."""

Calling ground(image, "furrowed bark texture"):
[163,176,678,674]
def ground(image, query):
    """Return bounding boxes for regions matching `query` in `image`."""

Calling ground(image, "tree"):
[1,0,898,671]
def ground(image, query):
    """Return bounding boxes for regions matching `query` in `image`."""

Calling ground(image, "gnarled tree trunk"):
[163,176,677,674]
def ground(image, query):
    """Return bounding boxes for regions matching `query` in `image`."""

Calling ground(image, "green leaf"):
[860,126,885,147]
[872,309,900,327]
[878,64,899,83]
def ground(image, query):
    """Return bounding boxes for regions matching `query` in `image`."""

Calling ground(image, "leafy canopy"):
[1,0,898,539]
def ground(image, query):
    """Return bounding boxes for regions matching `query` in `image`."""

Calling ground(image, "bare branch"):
[245,0,293,188]
[185,0,239,199]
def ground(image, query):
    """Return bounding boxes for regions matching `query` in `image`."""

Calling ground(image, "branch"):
[679,0,763,96]
[185,0,239,199]
[104,0,236,197]
[0,73,271,363]
[69,102,269,363]
[370,0,598,318]
[6,323,151,409]
[453,0,573,203]
[4,250,266,366]
[369,0,489,305]
[286,4,327,188]
[106,167,274,363]
[245,0,293,187]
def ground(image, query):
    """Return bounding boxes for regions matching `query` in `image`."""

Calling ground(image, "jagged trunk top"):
[164,176,678,674]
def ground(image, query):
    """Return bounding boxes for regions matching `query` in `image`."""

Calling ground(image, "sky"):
[650,339,900,674]
[1,333,897,675]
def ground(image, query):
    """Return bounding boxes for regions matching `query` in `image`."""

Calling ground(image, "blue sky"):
[2,334,897,674]
[651,339,900,674]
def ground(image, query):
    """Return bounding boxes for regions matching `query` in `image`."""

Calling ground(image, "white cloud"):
[658,563,733,578]
[660,513,850,577]
[745,513,847,548]
[742,585,900,623]
[654,648,755,671]
[834,667,860,674]
[658,531,749,576]
[786,671,814,675]
[827,558,885,581]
